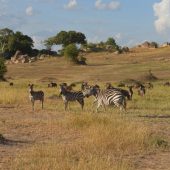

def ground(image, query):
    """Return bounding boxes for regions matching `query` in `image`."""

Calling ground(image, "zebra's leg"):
[64,101,68,111]
[77,99,84,110]
[116,102,126,112]
[101,100,106,112]
[93,99,97,107]
[81,99,84,110]
[32,101,34,111]
[96,101,102,113]
[42,99,44,109]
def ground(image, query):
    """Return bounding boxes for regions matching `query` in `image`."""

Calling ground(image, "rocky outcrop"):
[8,51,32,64]
[137,41,158,48]
[6,51,46,64]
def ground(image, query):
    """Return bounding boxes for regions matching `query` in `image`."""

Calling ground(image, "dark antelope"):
[48,82,57,88]
[28,84,44,111]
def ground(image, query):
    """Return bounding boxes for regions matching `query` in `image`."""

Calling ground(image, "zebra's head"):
[82,85,100,98]
[28,84,34,92]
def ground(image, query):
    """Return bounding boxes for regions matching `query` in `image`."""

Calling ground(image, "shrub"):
[64,44,79,63]
[0,56,7,80]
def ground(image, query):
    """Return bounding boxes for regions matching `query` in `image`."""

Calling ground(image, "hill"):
[6,47,170,83]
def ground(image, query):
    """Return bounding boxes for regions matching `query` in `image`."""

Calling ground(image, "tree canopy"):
[44,31,87,49]
[8,31,34,54]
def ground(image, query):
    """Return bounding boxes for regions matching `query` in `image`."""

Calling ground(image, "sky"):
[0,0,170,49]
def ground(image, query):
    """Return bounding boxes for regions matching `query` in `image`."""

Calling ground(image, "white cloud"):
[95,0,120,10]
[26,6,33,16]
[153,0,170,34]
[64,0,77,10]
[32,36,44,49]
[108,1,120,10]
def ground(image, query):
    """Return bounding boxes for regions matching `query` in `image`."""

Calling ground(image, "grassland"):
[0,47,170,170]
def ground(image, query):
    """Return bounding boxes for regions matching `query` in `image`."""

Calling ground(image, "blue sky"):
[0,0,170,49]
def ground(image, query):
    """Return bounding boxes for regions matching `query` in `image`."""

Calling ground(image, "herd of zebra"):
[28,81,151,112]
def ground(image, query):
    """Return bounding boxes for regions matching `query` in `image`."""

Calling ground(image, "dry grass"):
[0,47,170,170]
[11,114,154,170]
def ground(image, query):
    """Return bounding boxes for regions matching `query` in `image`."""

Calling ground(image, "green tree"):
[0,28,14,53]
[150,42,158,48]
[106,37,117,47]
[64,44,79,63]
[45,31,86,49]
[8,31,34,54]
[0,56,7,80]
[105,37,120,52]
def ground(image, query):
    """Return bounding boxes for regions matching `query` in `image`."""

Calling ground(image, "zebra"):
[28,84,44,111]
[59,84,84,111]
[83,85,126,112]
[48,82,57,88]
[105,83,133,100]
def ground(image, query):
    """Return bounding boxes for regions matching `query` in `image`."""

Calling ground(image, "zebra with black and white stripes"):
[59,84,84,110]
[83,85,126,112]
[28,84,44,111]
[105,83,133,100]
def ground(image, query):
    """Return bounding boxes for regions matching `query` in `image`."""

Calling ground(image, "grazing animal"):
[59,84,84,111]
[9,82,14,86]
[105,83,133,100]
[81,81,89,91]
[164,82,170,86]
[83,85,126,112]
[60,83,76,92]
[48,82,57,88]
[145,82,153,89]
[137,85,146,96]
[28,84,44,111]
[128,86,133,100]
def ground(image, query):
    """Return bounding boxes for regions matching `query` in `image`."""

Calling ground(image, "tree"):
[106,37,117,46]
[64,44,79,63]
[150,42,158,48]
[8,31,34,54]
[0,28,14,53]
[45,31,86,49]
[0,56,7,80]
[105,37,120,52]
[44,37,56,50]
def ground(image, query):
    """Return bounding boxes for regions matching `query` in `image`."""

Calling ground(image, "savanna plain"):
[0,47,170,170]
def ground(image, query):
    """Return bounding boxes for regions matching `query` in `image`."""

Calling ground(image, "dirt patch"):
[38,77,57,83]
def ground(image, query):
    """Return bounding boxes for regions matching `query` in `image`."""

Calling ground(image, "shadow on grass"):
[0,106,15,109]
[0,134,33,146]
[138,114,170,119]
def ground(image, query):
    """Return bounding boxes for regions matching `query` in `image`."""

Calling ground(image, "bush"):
[0,56,7,80]
[77,56,87,65]
[64,44,79,63]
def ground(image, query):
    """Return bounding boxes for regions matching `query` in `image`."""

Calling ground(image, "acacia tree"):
[44,31,87,49]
